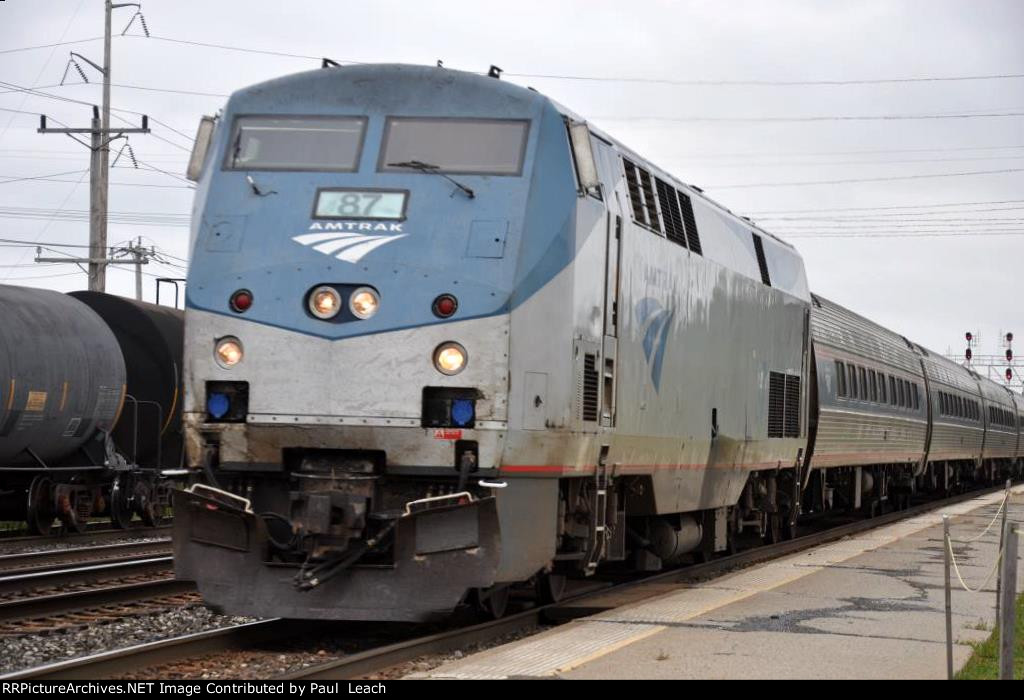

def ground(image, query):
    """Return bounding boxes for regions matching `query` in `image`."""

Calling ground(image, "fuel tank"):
[70,292,184,468]
[0,285,126,467]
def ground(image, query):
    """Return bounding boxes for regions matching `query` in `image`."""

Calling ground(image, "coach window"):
[379,118,529,175]
[868,370,878,402]
[835,361,847,397]
[912,383,920,410]
[858,367,868,400]
[897,379,905,408]
[878,373,887,403]
[889,376,897,406]
[848,365,858,399]
[225,116,366,171]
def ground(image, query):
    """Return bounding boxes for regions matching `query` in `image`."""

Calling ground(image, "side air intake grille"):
[679,192,702,255]
[582,353,600,422]
[622,160,648,225]
[752,233,771,286]
[638,169,661,233]
[656,177,687,246]
[768,371,801,438]
[784,375,801,437]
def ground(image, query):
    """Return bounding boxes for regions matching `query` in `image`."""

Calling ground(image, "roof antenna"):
[487,65,503,79]
[437,60,444,68]
[322,58,341,69]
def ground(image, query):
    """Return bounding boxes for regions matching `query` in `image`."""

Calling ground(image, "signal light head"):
[966,332,973,342]
[966,348,973,361]
[230,289,253,313]
[1007,332,1014,343]
[432,294,458,319]
[1007,368,1014,382]
[1007,349,1014,362]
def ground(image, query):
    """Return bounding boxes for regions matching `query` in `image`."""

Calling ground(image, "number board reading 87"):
[315,189,407,220]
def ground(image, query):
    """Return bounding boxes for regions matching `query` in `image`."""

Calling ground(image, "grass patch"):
[957,592,1024,679]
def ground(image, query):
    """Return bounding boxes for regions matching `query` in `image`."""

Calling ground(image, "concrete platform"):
[413,486,1024,679]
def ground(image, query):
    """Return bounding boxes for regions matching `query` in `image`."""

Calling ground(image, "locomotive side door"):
[575,127,623,429]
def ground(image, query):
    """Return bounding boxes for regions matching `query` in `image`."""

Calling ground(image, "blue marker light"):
[450,399,474,427]
[207,392,230,419]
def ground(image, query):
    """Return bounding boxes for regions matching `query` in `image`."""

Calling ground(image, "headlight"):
[349,287,379,320]
[215,337,243,368]
[433,342,467,375]
[309,286,342,319]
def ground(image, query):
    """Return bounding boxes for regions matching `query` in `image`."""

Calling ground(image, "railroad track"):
[3,482,1011,681]
[0,525,172,550]
[0,544,173,598]
[0,540,172,575]
[0,539,185,635]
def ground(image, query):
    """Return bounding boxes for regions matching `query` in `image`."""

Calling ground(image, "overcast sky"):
[1,0,1022,371]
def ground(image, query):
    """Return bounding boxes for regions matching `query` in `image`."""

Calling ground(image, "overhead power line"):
[746,198,1024,214]
[706,168,1024,189]
[117,34,1024,87]
[0,37,104,56]
[596,111,1024,123]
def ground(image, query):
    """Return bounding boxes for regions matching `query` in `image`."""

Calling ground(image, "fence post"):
[997,479,1010,620]
[944,515,954,680]
[999,522,1018,681]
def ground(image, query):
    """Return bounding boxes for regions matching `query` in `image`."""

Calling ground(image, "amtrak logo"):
[635,298,674,391]
[293,222,407,263]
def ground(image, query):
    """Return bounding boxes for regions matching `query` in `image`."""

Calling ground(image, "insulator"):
[72,58,89,84]
[138,13,151,37]
[127,144,138,168]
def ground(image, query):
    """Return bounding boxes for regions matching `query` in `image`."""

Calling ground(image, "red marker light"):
[230,289,253,313]
[1007,368,1013,382]
[432,294,458,318]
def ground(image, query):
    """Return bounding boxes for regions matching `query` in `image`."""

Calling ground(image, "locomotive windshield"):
[379,117,528,175]
[226,116,366,171]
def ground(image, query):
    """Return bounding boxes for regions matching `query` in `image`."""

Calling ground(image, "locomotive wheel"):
[26,476,55,536]
[536,573,567,605]
[474,585,510,619]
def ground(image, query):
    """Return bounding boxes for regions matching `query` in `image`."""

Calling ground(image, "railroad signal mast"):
[35,1,153,293]
[950,330,1022,393]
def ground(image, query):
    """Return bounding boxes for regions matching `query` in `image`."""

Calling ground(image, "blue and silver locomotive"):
[176,64,1022,621]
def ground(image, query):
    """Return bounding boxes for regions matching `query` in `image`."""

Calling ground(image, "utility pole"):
[36,2,150,292]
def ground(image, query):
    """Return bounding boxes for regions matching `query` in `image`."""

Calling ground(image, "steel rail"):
[0,577,194,623]
[0,525,172,547]
[0,620,305,680]
[0,556,173,596]
[0,540,172,574]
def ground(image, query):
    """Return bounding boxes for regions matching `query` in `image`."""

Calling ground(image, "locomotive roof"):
[229,63,795,252]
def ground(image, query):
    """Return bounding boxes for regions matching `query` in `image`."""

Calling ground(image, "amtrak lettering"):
[294,222,408,263]
[307,222,404,233]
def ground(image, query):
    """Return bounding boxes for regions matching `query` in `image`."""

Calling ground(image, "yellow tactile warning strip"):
[416,485,1023,679]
